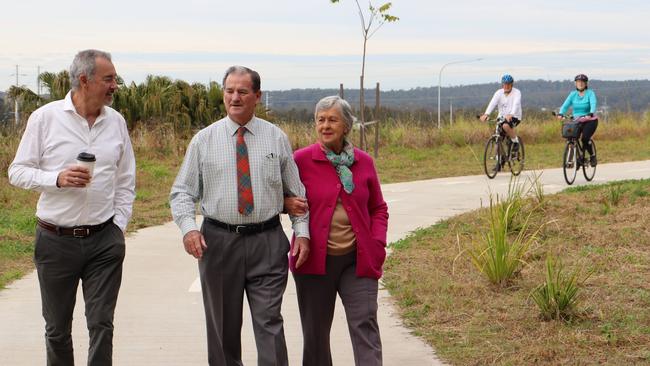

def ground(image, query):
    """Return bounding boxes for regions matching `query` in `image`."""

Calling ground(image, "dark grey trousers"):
[199,219,290,366]
[34,222,126,366]
[293,251,382,366]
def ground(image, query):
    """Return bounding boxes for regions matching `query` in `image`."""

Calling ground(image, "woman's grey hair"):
[314,96,355,132]
[222,65,261,92]
[70,49,112,90]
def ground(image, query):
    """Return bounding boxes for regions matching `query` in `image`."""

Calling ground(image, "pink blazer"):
[290,143,389,279]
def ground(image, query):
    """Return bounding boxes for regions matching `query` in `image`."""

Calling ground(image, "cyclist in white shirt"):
[480,74,522,151]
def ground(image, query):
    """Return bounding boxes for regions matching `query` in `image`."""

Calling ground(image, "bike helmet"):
[574,74,589,82]
[501,74,514,84]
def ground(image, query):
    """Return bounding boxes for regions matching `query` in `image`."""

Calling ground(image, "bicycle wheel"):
[508,140,525,176]
[583,139,597,181]
[563,141,577,185]
[483,136,500,179]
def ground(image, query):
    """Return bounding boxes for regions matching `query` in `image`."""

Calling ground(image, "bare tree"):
[330,0,398,149]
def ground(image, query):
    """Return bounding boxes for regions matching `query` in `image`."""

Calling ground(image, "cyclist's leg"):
[581,119,598,165]
[581,119,598,155]
[503,118,520,151]
[502,121,517,140]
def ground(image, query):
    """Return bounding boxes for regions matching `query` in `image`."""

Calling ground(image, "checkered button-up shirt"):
[170,116,309,238]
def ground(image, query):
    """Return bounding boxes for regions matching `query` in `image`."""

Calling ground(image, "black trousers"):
[199,219,290,366]
[578,119,598,155]
[34,222,126,366]
[293,251,382,366]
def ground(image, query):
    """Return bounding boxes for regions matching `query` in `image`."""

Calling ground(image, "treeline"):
[266,79,650,112]
[2,74,649,129]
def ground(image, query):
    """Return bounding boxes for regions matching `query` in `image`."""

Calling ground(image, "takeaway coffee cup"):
[76,152,96,179]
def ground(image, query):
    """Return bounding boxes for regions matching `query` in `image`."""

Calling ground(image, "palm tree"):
[39,71,70,100]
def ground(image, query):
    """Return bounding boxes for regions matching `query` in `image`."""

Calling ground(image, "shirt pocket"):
[262,154,282,187]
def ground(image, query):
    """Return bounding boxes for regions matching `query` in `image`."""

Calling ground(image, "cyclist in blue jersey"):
[556,74,598,166]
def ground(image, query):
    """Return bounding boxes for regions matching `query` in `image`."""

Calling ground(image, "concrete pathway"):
[1,160,649,365]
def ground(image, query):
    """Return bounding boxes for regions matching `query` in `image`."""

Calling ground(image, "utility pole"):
[10,65,27,125]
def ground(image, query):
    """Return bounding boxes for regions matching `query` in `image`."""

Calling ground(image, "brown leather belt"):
[204,215,280,235]
[37,217,114,238]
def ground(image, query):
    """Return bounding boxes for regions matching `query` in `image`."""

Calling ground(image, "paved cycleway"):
[1,160,649,365]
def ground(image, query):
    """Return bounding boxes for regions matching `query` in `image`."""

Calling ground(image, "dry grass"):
[383,180,650,365]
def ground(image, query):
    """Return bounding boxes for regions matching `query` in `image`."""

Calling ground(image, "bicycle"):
[553,112,597,185]
[478,115,525,179]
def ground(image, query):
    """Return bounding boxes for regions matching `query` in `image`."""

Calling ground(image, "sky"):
[1,0,649,93]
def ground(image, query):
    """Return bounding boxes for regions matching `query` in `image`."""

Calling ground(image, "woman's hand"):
[284,196,309,216]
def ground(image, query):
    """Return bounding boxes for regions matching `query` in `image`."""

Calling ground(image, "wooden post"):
[374,82,380,159]
[339,83,344,99]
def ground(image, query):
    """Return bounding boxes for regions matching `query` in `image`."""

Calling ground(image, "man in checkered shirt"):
[170,65,310,366]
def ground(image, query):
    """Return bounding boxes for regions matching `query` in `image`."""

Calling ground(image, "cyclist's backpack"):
[562,121,580,138]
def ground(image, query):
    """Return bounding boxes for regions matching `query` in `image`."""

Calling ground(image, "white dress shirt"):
[484,87,523,120]
[170,116,309,238]
[8,91,136,231]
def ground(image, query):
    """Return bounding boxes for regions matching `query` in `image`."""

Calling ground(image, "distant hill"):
[266,79,650,113]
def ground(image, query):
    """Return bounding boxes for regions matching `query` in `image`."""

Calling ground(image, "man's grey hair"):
[314,96,355,132]
[222,65,261,92]
[70,49,112,90]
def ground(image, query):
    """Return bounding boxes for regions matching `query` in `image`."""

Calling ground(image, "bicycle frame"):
[480,116,524,178]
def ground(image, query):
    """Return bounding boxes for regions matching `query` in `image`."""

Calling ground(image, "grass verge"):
[383,179,650,365]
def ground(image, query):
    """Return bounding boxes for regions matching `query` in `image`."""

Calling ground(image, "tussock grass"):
[463,178,545,287]
[384,179,650,365]
[530,256,591,321]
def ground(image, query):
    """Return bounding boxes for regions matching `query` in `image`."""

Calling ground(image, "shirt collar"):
[226,115,258,136]
[63,90,108,123]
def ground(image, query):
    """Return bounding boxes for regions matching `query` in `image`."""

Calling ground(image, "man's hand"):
[505,114,513,122]
[284,196,309,216]
[57,166,91,188]
[479,114,489,122]
[292,237,310,269]
[183,230,207,259]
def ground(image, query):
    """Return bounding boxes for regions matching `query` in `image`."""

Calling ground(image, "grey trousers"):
[34,222,126,366]
[293,251,382,366]
[199,219,290,366]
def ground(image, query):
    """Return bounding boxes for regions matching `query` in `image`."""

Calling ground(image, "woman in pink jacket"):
[286,95,389,366]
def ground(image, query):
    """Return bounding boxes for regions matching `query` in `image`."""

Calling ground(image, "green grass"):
[384,179,650,365]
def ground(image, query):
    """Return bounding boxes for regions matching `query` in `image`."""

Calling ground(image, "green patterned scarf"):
[323,141,355,194]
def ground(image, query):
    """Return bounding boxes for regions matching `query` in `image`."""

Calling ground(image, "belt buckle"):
[235,225,247,234]
[73,228,90,238]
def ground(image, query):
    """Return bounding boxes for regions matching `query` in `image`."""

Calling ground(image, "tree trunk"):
[359,36,368,150]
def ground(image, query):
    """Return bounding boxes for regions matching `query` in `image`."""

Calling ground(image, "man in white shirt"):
[8,49,136,365]
[480,74,523,151]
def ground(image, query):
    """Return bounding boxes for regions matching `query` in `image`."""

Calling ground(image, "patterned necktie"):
[236,127,254,215]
